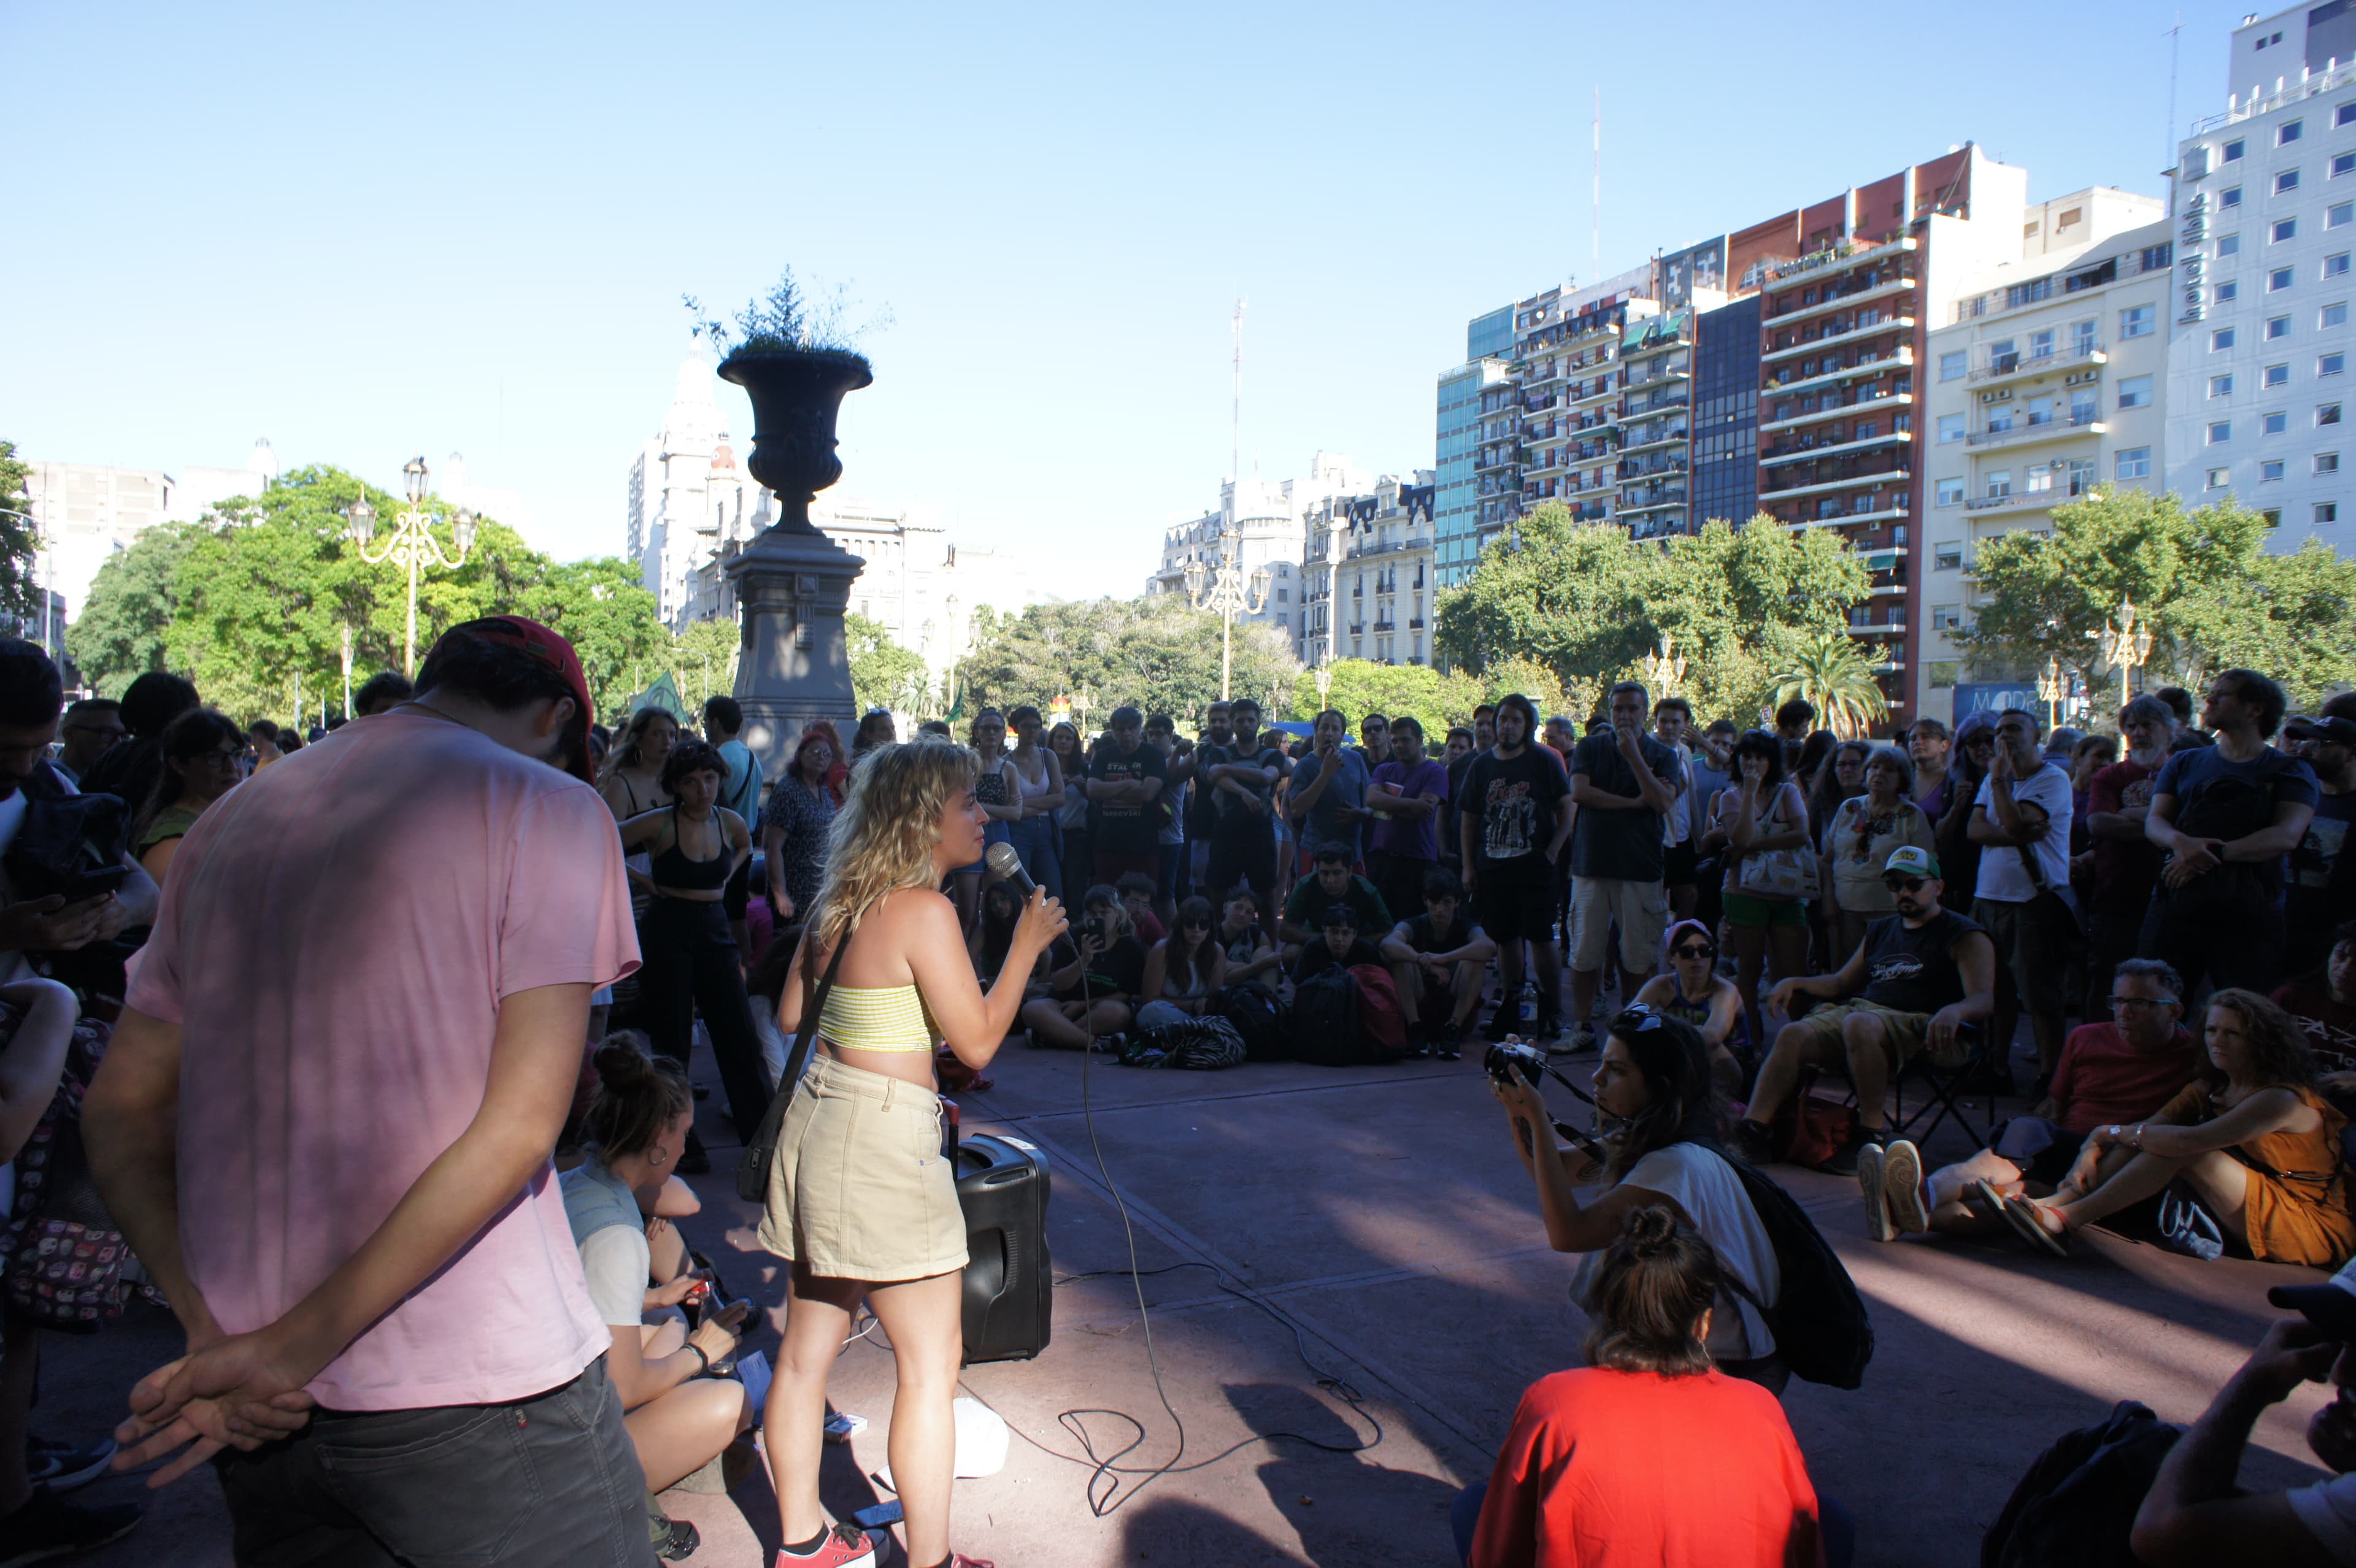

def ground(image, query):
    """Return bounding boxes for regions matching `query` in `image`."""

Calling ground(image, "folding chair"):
[1888,1022,1996,1151]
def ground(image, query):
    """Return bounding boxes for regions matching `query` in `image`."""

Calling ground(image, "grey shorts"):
[1973,893,2074,1016]
[756,1053,968,1282]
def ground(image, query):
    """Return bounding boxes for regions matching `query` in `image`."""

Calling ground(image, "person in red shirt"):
[2081,696,2174,1020]
[1458,1206,1832,1567]
[1886,959,2198,1238]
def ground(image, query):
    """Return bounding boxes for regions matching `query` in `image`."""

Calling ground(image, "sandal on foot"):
[1981,1181,2068,1257]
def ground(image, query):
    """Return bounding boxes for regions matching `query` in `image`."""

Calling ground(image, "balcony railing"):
[1760,390,1910,434]
[1766,348,1914,398]
[1762,315,1918,366]
[1965,412,2105,448]
[1759,234,1919,291]
[1758,466,1911,500]
[1967,342,2106,385]
[1760,430,1912,467]
[1765,272,1918,328]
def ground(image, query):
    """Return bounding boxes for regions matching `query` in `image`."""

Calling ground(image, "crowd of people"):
[0,618,2351,1565]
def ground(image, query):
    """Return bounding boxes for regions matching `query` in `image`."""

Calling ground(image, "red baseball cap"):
[431,615,599,783]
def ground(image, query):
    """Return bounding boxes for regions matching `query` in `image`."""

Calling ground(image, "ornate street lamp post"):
[2037,656,2066,732]
[1642,635,1687,699]
[1314,662,1333,710]
[1182,526,1272,704]
[2090,597,2155,720]
[344,458,476,678]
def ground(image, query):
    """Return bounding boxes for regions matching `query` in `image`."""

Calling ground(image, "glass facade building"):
[1691,294,1761,526]
[1434,306,1512,587]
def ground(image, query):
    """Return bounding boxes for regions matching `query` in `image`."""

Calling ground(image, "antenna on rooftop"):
[1592,88,1603,278]
[1231,297,1246,490]
[2167,11,2184,207]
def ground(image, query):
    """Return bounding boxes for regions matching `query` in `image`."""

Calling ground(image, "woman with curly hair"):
[619,738,763,1164]
[758,737,1064,1568]
[2001,988,2355,1265]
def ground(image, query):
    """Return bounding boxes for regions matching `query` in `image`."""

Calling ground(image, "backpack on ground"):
[1348,964,1409,1063]
[1981,1401,2181,1568]
[1207,984,1290,1062]
[1717,1147,1874,1389]
[1289,970,1363,1067]
[1121,1015,1245,1070]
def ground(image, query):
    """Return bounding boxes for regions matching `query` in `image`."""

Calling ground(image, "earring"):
[650,1147,669,1167]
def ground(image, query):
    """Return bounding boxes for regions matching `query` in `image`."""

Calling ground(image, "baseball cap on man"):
[427,615,599,784]
[2271,1256,2356,1341]
[1884,845,1942,880]
[2286,715,2356,747]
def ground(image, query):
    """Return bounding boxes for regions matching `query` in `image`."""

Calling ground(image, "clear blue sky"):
[2,0,2255,600]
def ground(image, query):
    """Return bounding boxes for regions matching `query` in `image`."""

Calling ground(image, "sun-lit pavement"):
[52,1036,2337,1567]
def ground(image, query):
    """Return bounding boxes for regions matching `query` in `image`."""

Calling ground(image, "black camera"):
[1484,1040,1548,1089]
[1077,915,1107,945]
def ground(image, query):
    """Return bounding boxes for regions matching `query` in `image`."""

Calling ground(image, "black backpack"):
[1717,1149,1874,1389]
[1981,1401,2181,1568]
[1207,984,1289,1062]
[1288,970,1363,1067]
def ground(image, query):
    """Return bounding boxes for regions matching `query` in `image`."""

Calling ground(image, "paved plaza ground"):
[46,1034,2341,1566]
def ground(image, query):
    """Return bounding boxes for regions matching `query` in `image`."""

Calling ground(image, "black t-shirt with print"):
[1458,747,1569,863]
[1197,739,1287,844]
[1858,907,1986,1015]
[1088,742,1169,855]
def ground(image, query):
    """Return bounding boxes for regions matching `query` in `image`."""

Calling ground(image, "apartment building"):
[1691,293,1763,529]
[2167,8,2356,547]
[1617,309,1695,540]
[1736,147,2031,721]
[1433,323,1510,588]
[1300,472,1439,667]
[1147,454,1373,641]
[1914,196,2173,723]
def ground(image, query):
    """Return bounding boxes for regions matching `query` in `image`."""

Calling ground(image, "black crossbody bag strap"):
[734,915,854,1202]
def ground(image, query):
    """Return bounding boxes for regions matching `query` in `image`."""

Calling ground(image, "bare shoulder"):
[871,885,959,939]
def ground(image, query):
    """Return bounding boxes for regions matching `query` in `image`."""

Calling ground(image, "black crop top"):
[652,805,735,891]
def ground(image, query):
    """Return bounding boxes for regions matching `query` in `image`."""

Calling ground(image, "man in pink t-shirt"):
[85,618,652,1565]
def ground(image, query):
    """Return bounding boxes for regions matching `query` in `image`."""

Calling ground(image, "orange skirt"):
[2245,1167,2356,1267]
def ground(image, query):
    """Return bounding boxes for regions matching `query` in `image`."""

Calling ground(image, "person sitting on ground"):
[1995,988,2356,1266]
[1137,896,1225,1031]
[1458,1208,1831,1568]
[1212,885,1282,993]
[966,878,1024,983]
[1731,845,1996,1177]
[1277,845,1393,963]
[2277,920,2356,1081]
[132,708,247,885]
[1492,1006,1788,1391]
[1379,869,1497,1061]
[351,669,414,718]
[1292,902,1380,985]
[2130,1267,2356,1566]
[1115,869,1167,945]
[1882,958,2201,1243]
[1019,883,1145,1050]
[1633,919,1750,1098]
[560,1041,752,1557]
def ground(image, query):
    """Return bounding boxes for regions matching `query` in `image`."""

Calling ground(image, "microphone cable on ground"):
[940,926,1384,1517]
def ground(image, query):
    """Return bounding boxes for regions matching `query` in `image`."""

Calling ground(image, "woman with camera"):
[1456,1208,1833,1567]
[1492,1005,1788,1391]
[760,737,1065,1568]
[1018,883,1147,1050]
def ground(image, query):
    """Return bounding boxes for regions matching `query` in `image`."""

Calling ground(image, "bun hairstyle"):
[1582,1207,1722,1378]
[582,1033,693,1161]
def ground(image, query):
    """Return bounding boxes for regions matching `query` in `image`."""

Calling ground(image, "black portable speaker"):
[955,1131,1052,1364]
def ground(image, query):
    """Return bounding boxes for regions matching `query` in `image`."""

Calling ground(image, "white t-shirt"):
[1574,1141,1781,1361]
[2290,1470,2356,1562]
[1972,761,2074,903]
[579,1226,650,1328]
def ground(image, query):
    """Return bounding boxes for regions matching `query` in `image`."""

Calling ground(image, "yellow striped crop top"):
[818,985,938,1053]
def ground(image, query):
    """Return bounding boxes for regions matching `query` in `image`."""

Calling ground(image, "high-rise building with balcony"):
[1691,294,1763,528]
[1301,472,1438,667]
[1147,453,1372,642]
[1916,193,2172,724]
[1433,309,1512,589]
[1734,147,2031,721]
[1617,309,1695,540]
[2166,6,2356,548]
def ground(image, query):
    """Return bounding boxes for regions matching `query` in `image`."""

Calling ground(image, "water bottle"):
[1519,978,1538,1025]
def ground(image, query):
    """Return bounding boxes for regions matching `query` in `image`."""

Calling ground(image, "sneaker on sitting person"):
[24,1434,115,1493]
[1857,1142,1893,1242]
[1432,1020,1464,1061]
[776,1522,888,1567]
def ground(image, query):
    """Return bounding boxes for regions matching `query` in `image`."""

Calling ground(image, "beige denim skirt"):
[756,1054,969,1282]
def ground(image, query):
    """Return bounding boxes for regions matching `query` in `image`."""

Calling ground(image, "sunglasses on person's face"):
[1671,943,1714,959]
[1882,876,1929,893]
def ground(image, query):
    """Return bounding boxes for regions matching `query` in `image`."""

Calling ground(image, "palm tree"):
[1769,629,1889,739]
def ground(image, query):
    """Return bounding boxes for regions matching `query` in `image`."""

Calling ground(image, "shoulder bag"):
[1736,787,1819,901]
[734,916,853,1202]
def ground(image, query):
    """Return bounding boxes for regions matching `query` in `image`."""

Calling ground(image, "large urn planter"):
[720,347,874,778]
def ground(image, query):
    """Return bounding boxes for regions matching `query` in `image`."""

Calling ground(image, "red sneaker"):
[776,1523,883,1568]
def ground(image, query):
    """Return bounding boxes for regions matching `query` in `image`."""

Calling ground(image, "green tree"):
[956,594,1299,726]
[0,440,41,620]
[1958,490,2356,712]
[69,521,206,696]
[1283,658,1488,739]
[1769,629,1889,739]
[846,613,931,717]
[1436,505,1866,724]
[666,617,743,714]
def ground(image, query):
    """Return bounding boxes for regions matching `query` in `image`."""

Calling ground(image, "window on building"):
[2334,202,2356,229]
[1985,471,2012,499]
[1928,661,1961,690]
[2319,452,2342,475]
[2279,169,2304,194]
[2263,459,2287,482]
[2276,218,2300,243]
[2272,266,2296,292]
[2211,372,2236,397]
[2219,279,2243,303]
[2327,352,2350,376]
[2325,402,2346,425]
[2281,120,2305,145]
[2330,254,2354,278]
[2223,185,2245,208]
[2339,152,2356,179]
[2269,315,2293,339]
[2213,326,2238,350]
[1934,542,1963,571]
[2071,388,2099,425]
[2341,102,2356,128]
[2319,502,2341,525]
[2207,467,2231,488]
[1938,350,1966,380]
[2119,375,2154,408]
[2268,363,2292,387]
[2068,458,2096,494]
[2267,409,2291,433]
[1938,413,1965,442]
[2030,328,2055,359]
[2115,446,2152,479]
[2210,420,2233,444]
[2225,138,2246,161]
[2327,302,2351,328]
[2219,234,2242,256]
[1936,477,1963,505]
[2120,303,2154,339]
[1931,604,1962,630]
[2026,463,2054,493]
